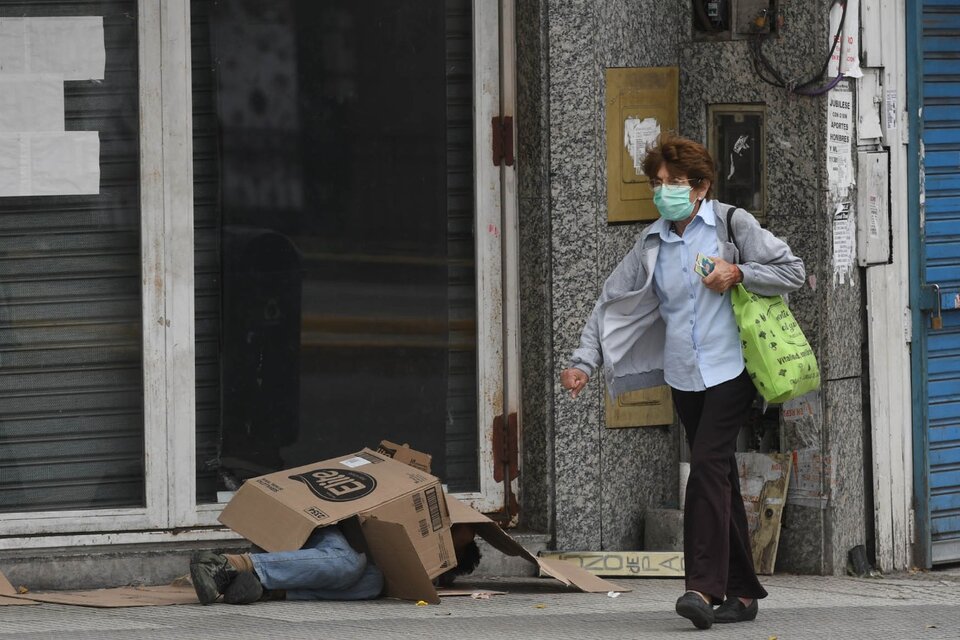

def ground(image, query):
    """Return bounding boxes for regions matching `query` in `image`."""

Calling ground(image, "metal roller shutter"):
[0,1,144,513]
[918,0,960,564]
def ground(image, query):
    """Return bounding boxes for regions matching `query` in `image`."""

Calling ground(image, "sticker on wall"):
[832,201,855,285]
[0,17,104,197]
[885,89,897,131]
[827,88,854,195]
[623,117,660,174]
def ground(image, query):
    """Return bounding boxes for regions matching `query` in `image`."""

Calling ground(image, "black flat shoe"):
[675,591,715,630]
[714,597,758,623]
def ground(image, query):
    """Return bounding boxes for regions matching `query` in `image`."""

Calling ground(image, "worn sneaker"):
[223,570,264,605]
[190,551,238,605]
[675,591,715,630]
[714,597,758,623]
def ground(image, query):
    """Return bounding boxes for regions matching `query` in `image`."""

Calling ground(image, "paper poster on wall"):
[832,201,855,285]
[0,132,100,197]
[827,88,854,195]
[828,0,862,79]
[0,75,64,131]
[787,448,832,509]
[0,17,105,80]
[0,17,104,197]
[623,117,660,173]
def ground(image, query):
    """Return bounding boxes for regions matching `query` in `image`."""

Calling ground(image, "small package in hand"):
[694,253,715,278]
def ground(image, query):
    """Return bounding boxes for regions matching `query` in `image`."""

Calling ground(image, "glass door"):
[187,0,509,522]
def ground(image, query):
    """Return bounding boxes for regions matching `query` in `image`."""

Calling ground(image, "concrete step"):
[0,539,251,591]
[474,531,551,578]
[0,530,553,591]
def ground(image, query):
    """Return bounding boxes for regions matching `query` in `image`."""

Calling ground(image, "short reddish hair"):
[642,133,716,199]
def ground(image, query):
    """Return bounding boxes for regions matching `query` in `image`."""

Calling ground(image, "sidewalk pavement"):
[2,569,958,640]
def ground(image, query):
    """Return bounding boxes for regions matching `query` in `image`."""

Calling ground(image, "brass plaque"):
[605,385,673,428]
[605,67,679,223]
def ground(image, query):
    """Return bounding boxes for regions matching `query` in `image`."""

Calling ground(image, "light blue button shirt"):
[653,200,744,392]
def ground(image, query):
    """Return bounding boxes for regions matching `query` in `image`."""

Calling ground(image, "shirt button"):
[689,294,694,299]
[689,320,694,325]
[682,267,688,272]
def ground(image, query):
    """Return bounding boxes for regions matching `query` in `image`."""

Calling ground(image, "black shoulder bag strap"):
[725,205,737,252]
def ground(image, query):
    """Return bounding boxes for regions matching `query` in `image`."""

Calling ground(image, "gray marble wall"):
[517,0,867,572]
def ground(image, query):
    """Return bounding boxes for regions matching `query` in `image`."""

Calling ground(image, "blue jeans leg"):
[286,562,384,601]
[250,527,371,593]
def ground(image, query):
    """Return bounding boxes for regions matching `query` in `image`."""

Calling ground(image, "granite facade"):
[517,0,868,573]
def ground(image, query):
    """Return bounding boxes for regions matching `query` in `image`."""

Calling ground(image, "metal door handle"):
[931,284,943,330]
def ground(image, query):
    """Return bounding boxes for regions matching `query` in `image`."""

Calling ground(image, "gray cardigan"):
[569,202,806,397]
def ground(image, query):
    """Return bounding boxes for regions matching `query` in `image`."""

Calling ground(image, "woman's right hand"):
[560,368,589,398]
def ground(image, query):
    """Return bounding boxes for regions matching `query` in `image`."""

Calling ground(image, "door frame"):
[906,0,931,569]
[863,0,915,573]
[1,0,521,543]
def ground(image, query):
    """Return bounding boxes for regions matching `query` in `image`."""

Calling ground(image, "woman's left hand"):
[702,258,742,293]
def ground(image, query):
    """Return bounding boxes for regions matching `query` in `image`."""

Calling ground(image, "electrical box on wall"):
[707,104,767,220]
[692,0,777,41]
[605,67,679,223]
[856,151,891,266]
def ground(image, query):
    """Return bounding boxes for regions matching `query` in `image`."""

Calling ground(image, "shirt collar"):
[648,199,717,242]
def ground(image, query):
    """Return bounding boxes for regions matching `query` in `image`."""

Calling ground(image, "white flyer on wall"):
[832,201,855,285]
[0,16,104,197]
[0,17,105,80]
[828,0,862,79]
[0,132,100,197]
[885,89,897,131]
[827,89,854,194]
[623,117,660,174]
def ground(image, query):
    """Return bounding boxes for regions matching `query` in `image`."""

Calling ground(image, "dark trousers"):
[672,368,768,604]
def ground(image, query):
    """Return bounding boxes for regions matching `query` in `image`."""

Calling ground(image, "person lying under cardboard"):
[196,446,626,605]
[190,519,481,605]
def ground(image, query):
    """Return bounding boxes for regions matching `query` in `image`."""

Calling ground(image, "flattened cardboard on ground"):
[445,495,630,594]
[11,585,198,608]
[539,551,685,578]
[376,440,432,473]
[0,570,192,607]
[0,571,37,606]
[219,448,454,600]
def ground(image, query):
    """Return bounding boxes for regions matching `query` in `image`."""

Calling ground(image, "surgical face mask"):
[653,184,695,222]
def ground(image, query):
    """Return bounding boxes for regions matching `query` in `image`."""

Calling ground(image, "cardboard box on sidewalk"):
[219,448,454,603]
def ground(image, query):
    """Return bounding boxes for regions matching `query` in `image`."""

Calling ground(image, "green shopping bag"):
[730,284,820,403]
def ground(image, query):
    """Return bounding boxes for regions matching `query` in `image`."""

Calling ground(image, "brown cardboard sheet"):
[0,571,36,606]
[446,495,630,594]
[8,584,197,608]
[376,441,432,473]
[362,518,439,604]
